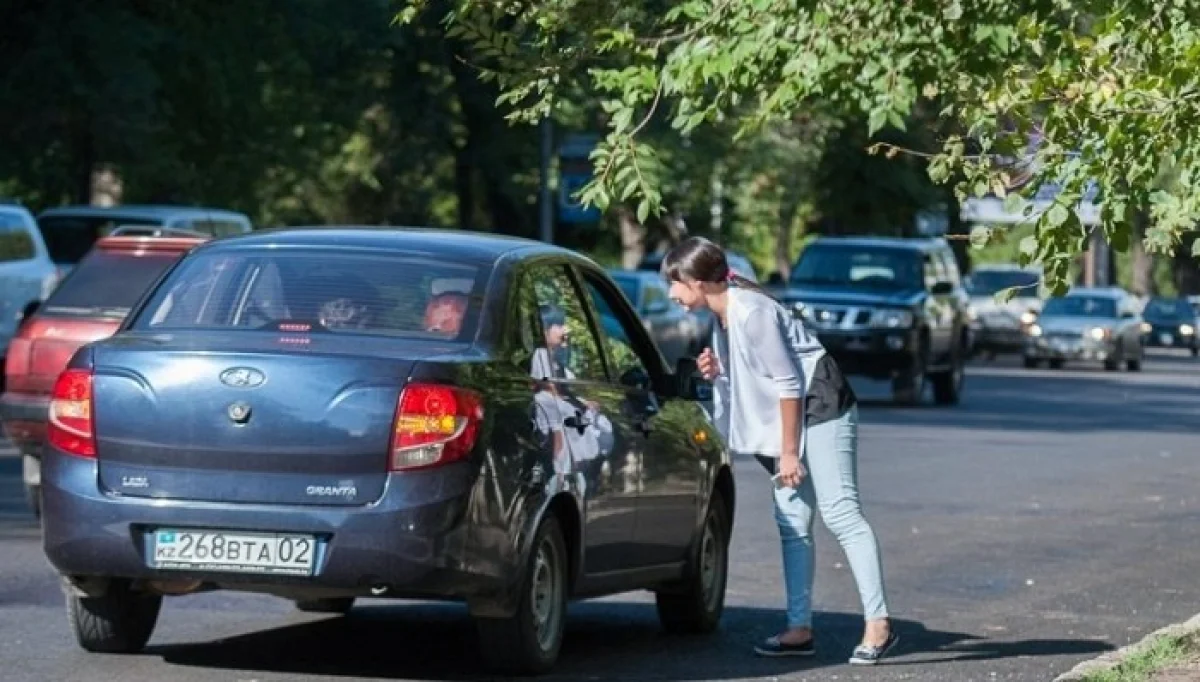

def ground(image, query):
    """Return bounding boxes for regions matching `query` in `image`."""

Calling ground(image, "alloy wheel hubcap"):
[531,540,561,651]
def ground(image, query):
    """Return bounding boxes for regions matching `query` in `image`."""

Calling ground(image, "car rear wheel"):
[655,495,729,634]
[68,579,162,653]
[476,515,567,675]
[294,597,355,614]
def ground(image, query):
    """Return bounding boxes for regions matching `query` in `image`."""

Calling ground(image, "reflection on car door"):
[524,263,638,575]
[579,270,701,567]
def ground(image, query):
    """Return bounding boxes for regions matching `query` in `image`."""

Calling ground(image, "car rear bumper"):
[0,392,48,456]
[817,329,921,379]
[41,450,513,603]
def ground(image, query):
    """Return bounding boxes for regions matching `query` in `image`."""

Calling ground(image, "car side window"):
[579,275,655,387]
[0,213,36,262]
[525,264,607,383]
[924,253,947,290]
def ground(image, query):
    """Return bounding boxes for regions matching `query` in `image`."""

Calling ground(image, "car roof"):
[37,204,250,221]
[809,236,949,252]
[193,226,572,265]
[1065,287,1127,299]
[609,268,662,282]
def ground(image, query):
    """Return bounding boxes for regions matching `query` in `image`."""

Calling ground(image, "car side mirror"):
[619,366,651,390]
[930,281,954,295]
[673,357,712,401]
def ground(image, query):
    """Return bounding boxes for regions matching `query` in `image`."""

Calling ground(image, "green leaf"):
[636,200,650,224]
[995,286,1020,304]
[1019,235,1038,258]
[1046,204,1070,227]
[867,108,888,135]
[969,225,992,248]
[1003,193,1026,214]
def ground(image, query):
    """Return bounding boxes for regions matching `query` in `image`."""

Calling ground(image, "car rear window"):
[38,215,161,264]
[42,250,183,318]
[131,250,487,340]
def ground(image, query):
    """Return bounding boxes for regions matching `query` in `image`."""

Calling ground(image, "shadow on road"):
[853,353,1200,436]
[145,602,1113,680]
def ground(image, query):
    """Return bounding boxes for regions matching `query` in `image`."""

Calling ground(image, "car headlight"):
[1182,324,1195,336]
[1089,327,1111,341]
[1141,322,1153,334]
[869,309,915,329]
[1028,323,1043,337]
[1020,310,1038,326]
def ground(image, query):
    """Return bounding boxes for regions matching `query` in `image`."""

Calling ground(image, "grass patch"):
[1082,633,1200,682]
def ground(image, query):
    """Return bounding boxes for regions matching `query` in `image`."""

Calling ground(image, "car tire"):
[655,494,730,634]
[1049,359,1065,370]
[294,597,355,614]
[1191,345,1198,358]
[476,515,568,675]
[1023,356,1040,369]
[892,342,927,406]
[25,483,41,520]
[68,579,162,653]
[931,344,965,406]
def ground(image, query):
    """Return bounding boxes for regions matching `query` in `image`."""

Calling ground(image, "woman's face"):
[544,321,567,347]
[668,279,708,311]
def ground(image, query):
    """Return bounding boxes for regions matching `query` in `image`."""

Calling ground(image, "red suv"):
[1,228,207,517]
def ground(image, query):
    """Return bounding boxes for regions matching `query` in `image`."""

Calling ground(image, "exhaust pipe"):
[146,579,203,596]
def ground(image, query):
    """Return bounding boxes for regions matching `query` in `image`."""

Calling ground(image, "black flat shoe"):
[848,631,899,665]
[754,634,816,658]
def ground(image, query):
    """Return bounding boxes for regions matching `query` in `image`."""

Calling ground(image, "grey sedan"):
[1023,287,1144,371]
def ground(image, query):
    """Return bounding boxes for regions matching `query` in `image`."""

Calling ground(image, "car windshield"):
[37,215,162,265]
[1142,298,1193,320]
[1041,296,1117,318]
[42,250,184,318]
[131,249,486,340]
[790,245,923,290]
[965,269,1040,296]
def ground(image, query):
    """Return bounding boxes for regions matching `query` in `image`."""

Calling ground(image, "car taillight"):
[47,369,96,458]
[4,337,31,380]
[390,383,483,471]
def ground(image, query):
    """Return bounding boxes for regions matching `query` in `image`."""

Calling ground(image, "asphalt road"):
[3,350,1200,682]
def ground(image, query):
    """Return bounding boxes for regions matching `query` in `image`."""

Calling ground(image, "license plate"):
[1160,333,1174,346]
[151,529,316,576]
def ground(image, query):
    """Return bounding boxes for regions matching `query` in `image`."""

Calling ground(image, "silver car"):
[965,264,1044,357]
[1023,287,1144,371]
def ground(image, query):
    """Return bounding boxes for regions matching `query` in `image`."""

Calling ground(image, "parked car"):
[1139,296,1198,356]
[770,236,970,405]
[637,248,759,282]
[964,264,1044,358]
[35,204,251,274]
[1,227,209,517]
[607,269,706,363]
[0,203,62,382]
[1023,287,1144,370]
[40,227,731,675]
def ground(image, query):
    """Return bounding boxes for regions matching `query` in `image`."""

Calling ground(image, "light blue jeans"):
[757,405,889,628]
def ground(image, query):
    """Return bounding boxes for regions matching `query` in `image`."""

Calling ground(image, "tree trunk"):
[774,198,799,282]
[1173,231,1200,295]
[619,206,647,269]
[1129,211,1156,296]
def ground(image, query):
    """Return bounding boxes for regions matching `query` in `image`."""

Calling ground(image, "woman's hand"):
[777,453,806,489]
[697,347,722,381]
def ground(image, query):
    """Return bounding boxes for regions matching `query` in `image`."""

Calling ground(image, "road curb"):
[1054,613,1200,681]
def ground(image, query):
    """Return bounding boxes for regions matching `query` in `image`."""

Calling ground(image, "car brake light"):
[48,369,96,458]
[390,383,483,471]
[4,337,31,380]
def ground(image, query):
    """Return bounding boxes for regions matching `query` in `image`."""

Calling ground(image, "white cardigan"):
[710,287,826,459]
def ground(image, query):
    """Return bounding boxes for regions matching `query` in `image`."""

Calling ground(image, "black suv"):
[769,237,970,405]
